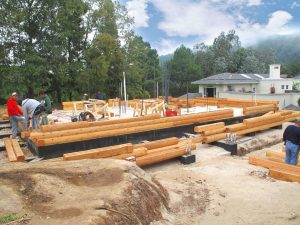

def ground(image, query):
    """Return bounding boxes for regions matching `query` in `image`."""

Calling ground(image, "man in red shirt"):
[7,92,27,138]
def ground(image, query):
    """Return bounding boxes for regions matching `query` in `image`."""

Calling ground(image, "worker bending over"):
[22,98,45,130]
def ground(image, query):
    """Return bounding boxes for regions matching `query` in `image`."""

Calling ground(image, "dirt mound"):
[0,159,170,225]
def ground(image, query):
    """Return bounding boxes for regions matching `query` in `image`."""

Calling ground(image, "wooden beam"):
[111,147,148,159]
[3,138,17,162]
[136,146,188,167]
[31,117,169,139]
[225,123,247,132]
[248,156,300,173]
[269,168,300,183]
[63,143,133,161]
[203,133,227,143]
[203,127,226,136]
[236,121,283,135]
[194,122,225,133]
[11,139,25,162]
[133,137,179,150]
[37,122,175,146]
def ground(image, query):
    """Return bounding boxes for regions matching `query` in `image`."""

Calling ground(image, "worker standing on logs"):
[283,122,300,165]
[22,98,45,130]
[7,92,27,138]
[39,91,52,125]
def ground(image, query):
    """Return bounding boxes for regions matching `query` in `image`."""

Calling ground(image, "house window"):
[281,85,284,90]
[274,66,279,69]
[253,87,256,92]
[286,85,289,89]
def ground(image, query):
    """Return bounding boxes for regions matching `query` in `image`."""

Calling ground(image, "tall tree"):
[167,45,202,96]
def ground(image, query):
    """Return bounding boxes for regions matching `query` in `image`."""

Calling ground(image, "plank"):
[248,156,300,173]
[269,168,300,183]
[3,138,17,162]
[63,143,133,161]
[11,139,25,162]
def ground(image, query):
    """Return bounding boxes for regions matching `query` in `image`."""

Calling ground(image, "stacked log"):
[24,109,234,147]
[3,138,25,162]
[193,111,300,144]
[248,156,300,183]
[243,104,278,115]
[62,137,195,167]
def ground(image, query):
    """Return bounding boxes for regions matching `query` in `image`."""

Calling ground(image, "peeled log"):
[133,137,179,150]
[194,122,225,133]
[203,133,227,143]
[236,121,283,135]
[248,156,300,173]
[245,117,284,128]
[3,138,17,162]
[147,141,196,155]
[243,113,282,126]
[269,168,300,183]
[136,146,188,167]
[191,135,204,143]
[41,121,89,132]
[63,143,133,161]
[225,123,247,132]
[203,127,226,136]
[41,114,161,132]
[111,147,148,159]
[31,118,169,139]
[37,122,175,146]
[11,139,25,162]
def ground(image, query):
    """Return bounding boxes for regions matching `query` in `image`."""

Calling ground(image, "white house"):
[192,65,299,108]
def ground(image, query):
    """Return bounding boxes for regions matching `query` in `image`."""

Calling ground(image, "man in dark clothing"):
[39,91,52,125]
[7,92,27,138]
[283,123,300,165]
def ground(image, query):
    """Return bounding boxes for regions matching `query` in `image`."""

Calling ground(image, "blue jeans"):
[10,116,28,138]
[285,140,299,165]
[31,114,41,130]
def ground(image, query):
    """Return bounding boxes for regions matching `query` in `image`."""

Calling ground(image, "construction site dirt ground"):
[1,129,300,225]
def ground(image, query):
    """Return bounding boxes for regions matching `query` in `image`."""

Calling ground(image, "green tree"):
[167,45,202,96]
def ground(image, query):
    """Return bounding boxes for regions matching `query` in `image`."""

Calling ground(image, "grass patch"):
[0,213,28,224]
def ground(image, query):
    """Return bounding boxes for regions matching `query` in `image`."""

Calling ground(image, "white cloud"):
[291,1,300,9]
[237,10,294,46]
[154,39,182,55]
[247,0,262,6]
[151,0,235,41]
[266,11,293,29]
[126,0,149,28]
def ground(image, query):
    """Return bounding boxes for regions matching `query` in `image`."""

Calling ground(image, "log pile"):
[249,155,300,183]
[243,104,278,115]
[3,138,25,162]
[194,111,300,144]
[23,109,233,147]
[62,137,196,167]
[167,97,278,109]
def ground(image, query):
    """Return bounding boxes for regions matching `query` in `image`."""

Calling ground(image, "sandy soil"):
[0,129,300,225]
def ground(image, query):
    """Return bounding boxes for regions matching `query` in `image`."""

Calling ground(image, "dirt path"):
[146,141,300,225]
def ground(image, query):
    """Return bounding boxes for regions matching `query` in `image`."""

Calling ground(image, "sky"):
[119,0,300,55]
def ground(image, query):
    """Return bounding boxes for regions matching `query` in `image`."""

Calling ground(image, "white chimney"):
[269,64,281,79]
